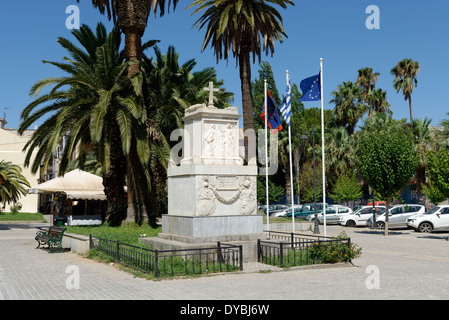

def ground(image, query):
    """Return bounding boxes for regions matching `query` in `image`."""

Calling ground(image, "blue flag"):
[299,73,321,101]
[260,90,283,132]
[279,80,292,126]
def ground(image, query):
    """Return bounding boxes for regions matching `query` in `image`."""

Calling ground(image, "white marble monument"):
[156,82,263,244]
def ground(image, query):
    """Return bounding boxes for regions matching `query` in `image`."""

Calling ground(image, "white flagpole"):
[320,58,327,237]
[286,70,295,234]
[264,79,270,231]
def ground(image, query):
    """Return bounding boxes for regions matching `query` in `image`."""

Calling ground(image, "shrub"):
[310,231,362,263]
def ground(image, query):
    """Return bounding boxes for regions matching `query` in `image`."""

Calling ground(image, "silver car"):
[366,204,426,229]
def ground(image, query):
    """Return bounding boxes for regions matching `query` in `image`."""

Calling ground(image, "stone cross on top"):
[204,81,219,107]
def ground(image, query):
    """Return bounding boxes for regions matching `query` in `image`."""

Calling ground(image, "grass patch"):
[0,212,46,222]
[66,222,162,247]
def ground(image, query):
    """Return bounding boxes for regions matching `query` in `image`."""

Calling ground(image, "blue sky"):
[1,0,448,130]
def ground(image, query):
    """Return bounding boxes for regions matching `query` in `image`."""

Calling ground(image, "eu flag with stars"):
[299,73,321,101]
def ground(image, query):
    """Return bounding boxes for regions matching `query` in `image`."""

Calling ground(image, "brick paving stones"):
[2,221,449,301]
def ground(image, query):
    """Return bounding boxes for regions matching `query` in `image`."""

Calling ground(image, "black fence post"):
[257,239,261,262]
[239,245,243,271]
[116,241,120,262]
[279,242,284,268]
[154,250,159,277]
[217,241,224,263]
[348,237,352,263]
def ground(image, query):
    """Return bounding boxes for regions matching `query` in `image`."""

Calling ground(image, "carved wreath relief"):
[196,176,256,216]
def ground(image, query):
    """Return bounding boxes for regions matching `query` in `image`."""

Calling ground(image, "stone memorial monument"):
[144,82,263,259]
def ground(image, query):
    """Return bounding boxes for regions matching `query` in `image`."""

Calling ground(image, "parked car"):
[272,205,303,217]
[308,205,353,224]
[406,205,449,232]
[286,203,329,219]
[338,206,385,227]
[261,204,289,216]
[366,204,426,229]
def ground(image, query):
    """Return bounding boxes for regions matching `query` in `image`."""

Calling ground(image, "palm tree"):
[325,126,356,184]
[368,88,391,115]
[438,112,449,149]
[77,0,179,76]
[330,81,366,135]
[0,161,30,209]
[19,23,145,225]
[357,67,379,102]
[78,0,180,223]
[391,58,420,122]
[188,0,294,160]
[411,117,434,204]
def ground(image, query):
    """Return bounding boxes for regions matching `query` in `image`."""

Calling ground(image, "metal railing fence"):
[259,230,351,268]
[89,235,242,277]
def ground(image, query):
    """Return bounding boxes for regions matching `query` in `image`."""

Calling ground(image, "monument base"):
[162,214,263,238]
[140,214,266,262]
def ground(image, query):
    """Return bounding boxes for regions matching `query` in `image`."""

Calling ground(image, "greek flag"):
[279,80,292,126]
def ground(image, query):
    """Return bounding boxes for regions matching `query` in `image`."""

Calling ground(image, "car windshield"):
[425,207,440,215]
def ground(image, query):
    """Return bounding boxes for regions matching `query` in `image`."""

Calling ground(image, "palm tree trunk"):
[408,96,413,122]
[123,26,143,76]
[103,123,128,226]
[121,23,148,223]
[239,51,255,162]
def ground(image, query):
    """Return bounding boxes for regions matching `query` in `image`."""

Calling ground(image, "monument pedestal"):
[145,84,264,262]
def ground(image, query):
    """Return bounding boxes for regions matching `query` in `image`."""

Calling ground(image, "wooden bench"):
[35,226,66,253]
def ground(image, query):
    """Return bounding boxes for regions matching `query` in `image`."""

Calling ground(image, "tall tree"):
[438,112,449,149]
[391,58,420,122]
[330,81,366,135]
[78,0,180,223]
[425,148,449,203]
[411,117,434,204]
[0,161,30,208]
[188,0,294,161]
[77,0,179,76]
[356,113,418,235]
[356,67,379,106]
[19,24,142,226]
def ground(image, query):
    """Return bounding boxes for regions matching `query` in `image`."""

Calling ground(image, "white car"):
[272,205,302,217]
[339,205,385,227]
[366,204,426,229]
[407,205,449,232]
[308,205,353,224]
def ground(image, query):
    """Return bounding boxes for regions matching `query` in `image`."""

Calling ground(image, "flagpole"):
[264,79,270,231]
[320,58,327,237]
[286,70,295,234]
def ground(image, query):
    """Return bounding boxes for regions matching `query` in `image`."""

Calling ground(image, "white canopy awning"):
[30,169,106,200]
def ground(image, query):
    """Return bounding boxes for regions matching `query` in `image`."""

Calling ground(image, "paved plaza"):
[1,220,449,302]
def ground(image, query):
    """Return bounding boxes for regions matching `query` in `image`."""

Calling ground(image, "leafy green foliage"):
[310,232,362,263]
[356,113,418,199]
[425,148,449,201]
[257,178,284,204]
[0,161,30,207]
[330,173,363,205]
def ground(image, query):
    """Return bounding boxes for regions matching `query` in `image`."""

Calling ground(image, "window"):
[441,208,449,214]
[390,207,403,215]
